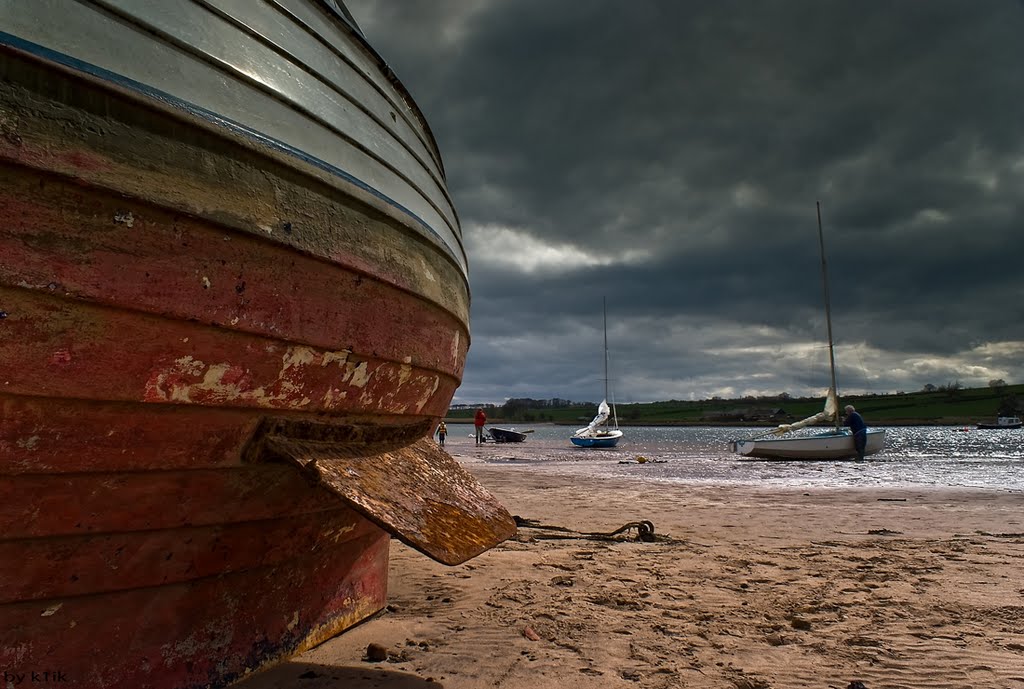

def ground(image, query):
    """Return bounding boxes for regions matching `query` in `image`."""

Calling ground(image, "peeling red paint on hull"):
[0,21,515,688]
[0,397,395,688]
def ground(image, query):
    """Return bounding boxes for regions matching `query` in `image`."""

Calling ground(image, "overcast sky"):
[347,0,1024,406]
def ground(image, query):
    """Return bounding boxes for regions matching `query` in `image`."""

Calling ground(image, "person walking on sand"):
[474,408,487,445]
[436,420,447,447]
[844,404,867,461]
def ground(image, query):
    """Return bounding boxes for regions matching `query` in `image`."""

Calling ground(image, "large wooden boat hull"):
[732,429,887,460]
[0,2,514,687]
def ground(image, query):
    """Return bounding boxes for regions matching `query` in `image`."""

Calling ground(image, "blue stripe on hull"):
[570,436,621,448]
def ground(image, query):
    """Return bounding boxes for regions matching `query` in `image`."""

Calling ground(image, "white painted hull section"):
[0,0,466,275]
[733,429,887,461]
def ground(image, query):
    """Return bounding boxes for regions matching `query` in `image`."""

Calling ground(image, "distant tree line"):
[919,380,1019,416]
[450,382,1022,424]
[451,397,592,411]
[450,397,596,423]
[498,397,594,423]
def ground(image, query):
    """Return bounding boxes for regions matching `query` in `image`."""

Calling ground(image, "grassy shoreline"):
[445,383,1022,428]
[443,419,986,427]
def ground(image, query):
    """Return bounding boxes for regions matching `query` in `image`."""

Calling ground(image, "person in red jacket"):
[474,408,487,445]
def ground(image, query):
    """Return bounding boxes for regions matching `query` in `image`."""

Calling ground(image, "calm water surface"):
[448,424,1024,492]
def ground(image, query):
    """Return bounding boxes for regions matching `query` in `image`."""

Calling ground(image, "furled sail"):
[770,388,839,435]
[573,399,611,438]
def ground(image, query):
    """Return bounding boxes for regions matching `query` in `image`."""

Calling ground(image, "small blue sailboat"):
[571,299,623,448]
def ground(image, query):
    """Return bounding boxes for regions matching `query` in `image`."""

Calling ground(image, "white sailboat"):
[571,298,624,448]
[730,203,886,460]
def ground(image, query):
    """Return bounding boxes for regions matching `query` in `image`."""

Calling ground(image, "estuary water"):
[448,424,1024,492]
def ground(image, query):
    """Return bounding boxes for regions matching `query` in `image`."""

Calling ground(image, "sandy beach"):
[236,450,1024,689]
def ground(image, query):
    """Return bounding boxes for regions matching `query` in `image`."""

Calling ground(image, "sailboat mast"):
[603,296,609,402]
[816,201,840,430]
[600,297,620,430]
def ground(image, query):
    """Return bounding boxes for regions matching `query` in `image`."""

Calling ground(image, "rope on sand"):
[513,516,659,543]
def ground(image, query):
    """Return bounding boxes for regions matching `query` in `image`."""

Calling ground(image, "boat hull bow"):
[0,2,514,686]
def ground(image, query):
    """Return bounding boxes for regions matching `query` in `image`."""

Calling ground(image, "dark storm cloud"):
[349,0,1024,403]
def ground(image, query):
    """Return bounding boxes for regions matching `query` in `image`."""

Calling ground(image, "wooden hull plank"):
[0,286,455,416]
[0,508,377,603]
[0,467,343,539]
[0,396,258,474]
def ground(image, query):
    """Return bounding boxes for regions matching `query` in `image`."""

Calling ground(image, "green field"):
[446,383,1023,427]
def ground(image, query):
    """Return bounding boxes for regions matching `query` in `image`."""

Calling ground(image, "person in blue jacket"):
[844,404,867,460]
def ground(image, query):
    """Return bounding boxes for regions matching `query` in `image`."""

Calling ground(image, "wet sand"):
[235,454,1024,689]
